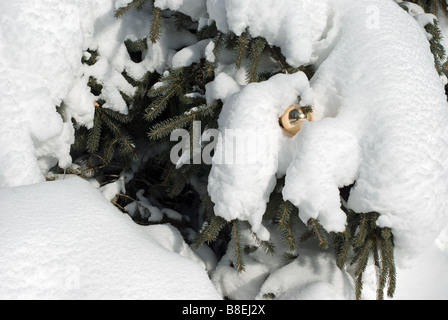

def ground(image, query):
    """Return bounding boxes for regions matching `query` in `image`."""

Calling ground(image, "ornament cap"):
[279,105,312,135]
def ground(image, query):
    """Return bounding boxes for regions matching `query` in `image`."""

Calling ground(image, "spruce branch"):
[148,113,196,140]
[376,234,388,300]
[125,38,148,54]
[264,187,284,220]
[146,87,180,121]
[82,49,99,66]
[299,229,315,243]
[424,19,446,75]
[87,107,102,154]
[80,72,139,168]
[146,67,199,121]
[247,37,267,83]
[233,31,249,69]
[203,32,225,78]
[353,238,373,278]
[194,215,229,248]
[250,230,276,255]
[148,101,220,140]
[232,220,245,272]
[353,238,373,300]
[382,228,396,298]
[270,46,292,73]
[407,0,448,15]
[72,126,88,152]
[355,213,370,246]
[401,2,447,75]
[262,293,276,300]
[334,231,351,269]
[150,6,162,43]
[276,200,297,252]
[307,218,330,249]
[102,136,119,165]
[197,21,219,41]
[174,12,193,32]
[101,112,137,161]
[342,210,396,300]
[159,161,189,198]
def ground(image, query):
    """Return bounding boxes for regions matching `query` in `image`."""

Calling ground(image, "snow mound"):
[284,0,448,262]
[208,0,448,264]
[206,0,330,67]
[0,176,221,299]
[361,237,448,300]
[0,0,84,187]
[256,249,355,300]
[210,221,356,300]
[0,0,199,188]
[208,72,313,240]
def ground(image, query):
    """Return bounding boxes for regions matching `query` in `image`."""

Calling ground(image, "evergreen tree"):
[66,0,448,300]
[406,0,447,15]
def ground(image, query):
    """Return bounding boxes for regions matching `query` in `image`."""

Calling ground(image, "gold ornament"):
[279,105,313,135]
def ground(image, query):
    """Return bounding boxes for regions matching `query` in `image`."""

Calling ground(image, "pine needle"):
[308,218,329,249]
[355,214,369,246]
[87,109,102,154]
[234,31,249,69]
[247,37,267,83]
[194,215,228,248]
[276,200,296,252]
[334,231,351,269]
[150,6,162,43]
[232,220,245,272]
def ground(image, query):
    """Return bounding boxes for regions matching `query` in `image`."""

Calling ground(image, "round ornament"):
[279,105,313,135]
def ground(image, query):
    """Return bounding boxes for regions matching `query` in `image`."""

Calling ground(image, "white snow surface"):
[208,72,313,240]
[2,0,448,300]
[210,221,356,300]
[0,176,221,299]
[0,176,446,299]
[207,0,448,265]
[206,0,330,67]
[361,239,448,300]
[256,250,355,300]
[0,0,84,187]
[289,0,448,263]
[0,0,99,186]
[0,0,198,187]
[210,219,448,300]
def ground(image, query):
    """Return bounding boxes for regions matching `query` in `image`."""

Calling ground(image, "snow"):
[207,0,331,67]
[0,0,198,187]
[211,220,356,300]
[115,0,133,10]
[303,0,448,263]
[362,240,448,300]
[172,39,212,68]
[257,255,354,300]
[208,72,313,241]
[99,175,126,201]
[207,0,448,267]
[142,223,207,269]
[205,72,242,104]
[0,175,446,299]
[1,0,448,300]
[0,0,84,187]
[0,176,221,299]
[210,217,448,300]
[155,0,207,22]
